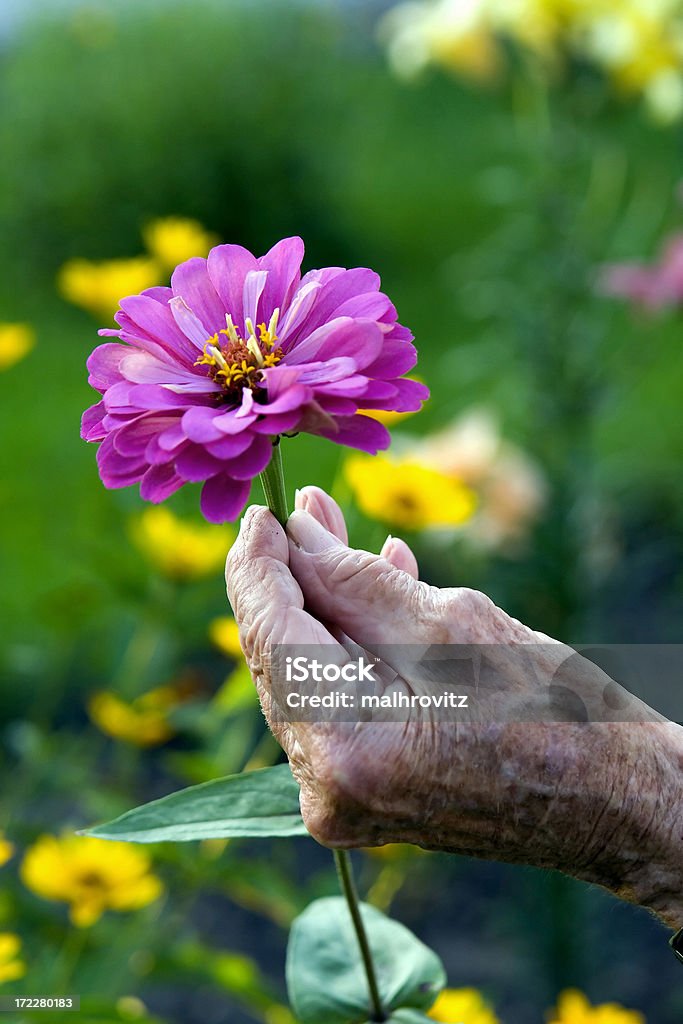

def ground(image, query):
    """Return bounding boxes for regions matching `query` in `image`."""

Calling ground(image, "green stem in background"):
[334,850,386,1022]
[259,440,386,1023]
[259,440,288,527]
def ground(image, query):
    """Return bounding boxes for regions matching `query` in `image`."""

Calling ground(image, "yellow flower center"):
[194,308,283,401]
[76,870,108,893]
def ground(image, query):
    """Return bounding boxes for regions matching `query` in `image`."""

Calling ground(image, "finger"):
[226,506,345,758]
[295,485,348,544]
[286,509,435,648]
[380,534,419,580]
[226,505,338,655]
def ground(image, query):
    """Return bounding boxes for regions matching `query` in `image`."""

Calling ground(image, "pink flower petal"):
[87,343,126,391]
[200,474,252,523]
[308,413,390,454]
[207,244,259,324]
[118,294,199,364]
[169,296,211,348]
[113,415,179,457]
[258,236,304,318]
[140,463,185,502]
[81,401,107,441]
[171,258,226,335]
[242,269,268,327]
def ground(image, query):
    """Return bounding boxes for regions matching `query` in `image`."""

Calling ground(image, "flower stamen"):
[194,310,283,402]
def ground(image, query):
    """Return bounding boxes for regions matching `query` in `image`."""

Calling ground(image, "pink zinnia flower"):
[598,234,683,312]
[81,237,428,521]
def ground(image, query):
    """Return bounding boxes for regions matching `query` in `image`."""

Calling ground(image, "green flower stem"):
[334,849,386,1022]
[259,441,386,1023]
[259,440,289,527]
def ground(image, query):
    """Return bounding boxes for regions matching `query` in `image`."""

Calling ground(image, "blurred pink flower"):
[598,234,683,311]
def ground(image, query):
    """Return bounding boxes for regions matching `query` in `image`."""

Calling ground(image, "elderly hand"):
[226,486,683,929]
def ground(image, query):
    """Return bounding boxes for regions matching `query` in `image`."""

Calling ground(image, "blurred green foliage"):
[1,2,682,1022]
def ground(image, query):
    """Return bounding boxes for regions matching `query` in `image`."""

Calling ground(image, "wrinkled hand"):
[226,487,683,927]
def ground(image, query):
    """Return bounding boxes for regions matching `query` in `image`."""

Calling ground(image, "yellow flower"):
[0,933,26,984]
[0,835,15,867]
[88,685,184,747]
[57,256,160,321]
[209,616,243,659]
[381,0,683,122]
[143,217,218,270]
[344,454,476,531]
[381,0,502,82]
[21,835,163,928]
[547,989,645,1024]
[130,506,234,580]
[571,1,683,122]
[429,986,500,1024]
[0,323,35,371]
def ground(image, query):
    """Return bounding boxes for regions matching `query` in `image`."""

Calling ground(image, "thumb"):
[286,509,436,648]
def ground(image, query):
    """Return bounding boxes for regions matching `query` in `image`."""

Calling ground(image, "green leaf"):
[377,1012,456,1023]
[82,763,309,842]
[286,897,446,1024]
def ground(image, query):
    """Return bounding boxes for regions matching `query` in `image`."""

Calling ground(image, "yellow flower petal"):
[0,958,27,983]
[21,835,162,927]
[106,873,164,912]
[428,986,500,1024]
[0,323,35,371]
[69,899,105,929]
[344,454,476,531]
[0,934,21,961]
[548,988,645,1024]
[0,836,14,868]
[209,617,243,659]
[0,933,27,983]
[88,689,175,747]
[130,507,234,581]
[143,217,218,270]
[57,257,160,321]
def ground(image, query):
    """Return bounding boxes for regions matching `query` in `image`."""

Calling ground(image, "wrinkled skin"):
[226,486,683,928]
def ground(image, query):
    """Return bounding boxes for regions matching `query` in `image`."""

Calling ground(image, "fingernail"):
[380,534,394,557]
[294,487,305,510]
[287,509,341,552]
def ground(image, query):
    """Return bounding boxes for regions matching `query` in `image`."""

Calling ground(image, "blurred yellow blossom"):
[428,986,500,1024]
[344,454,476,530]
[381,0,683,122]
[381,0,566,82]
[209,616,243,659]
[0,933,26,984]
[21,835,163,928]
[547,989,645,1024]
[143,216,218,270]
[571,1,683,122]
[413,408,546,550]
[88,684,189,746]
[0,323,35,371]
[0,835,14,867]
[380,0,501,82]
[58,256,160,321]
[131,506,234,580]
